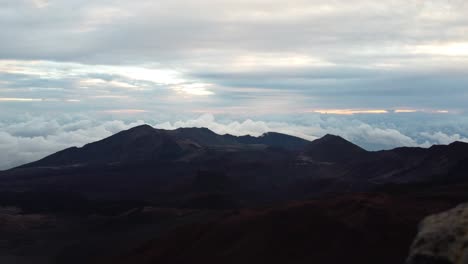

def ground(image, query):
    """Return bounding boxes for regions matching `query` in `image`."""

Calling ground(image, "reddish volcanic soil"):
[110,188,467,264]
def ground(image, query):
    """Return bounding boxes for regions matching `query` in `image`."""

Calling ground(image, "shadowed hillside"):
[1,125,468,264]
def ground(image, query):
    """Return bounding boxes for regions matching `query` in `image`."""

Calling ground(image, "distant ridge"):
[303,134,368,163]
[17,125,311,169]
[169,127,311,150]
[20,125,186,168]
[3,125,468,210]
[13,125,468,189]
[237,132,312,150]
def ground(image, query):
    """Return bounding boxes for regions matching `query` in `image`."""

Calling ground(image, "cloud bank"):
[1,0,468,114]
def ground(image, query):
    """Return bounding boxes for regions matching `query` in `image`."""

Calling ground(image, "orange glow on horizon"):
[312,109,388,115]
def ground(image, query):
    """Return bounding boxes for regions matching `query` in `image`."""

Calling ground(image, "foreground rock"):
[407,203,468,264]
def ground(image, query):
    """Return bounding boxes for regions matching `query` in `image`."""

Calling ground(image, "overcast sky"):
[1,0,468,169]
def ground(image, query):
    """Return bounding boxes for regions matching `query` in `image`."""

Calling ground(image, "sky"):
[1,0,468,169]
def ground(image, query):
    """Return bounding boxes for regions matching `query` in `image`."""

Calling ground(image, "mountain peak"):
[312,133,363,147]
[127,124,155,132]
[169,127,226,146]
[19,124,183,168]
[134,124,153,129]
[303,134,367,163]
[320,134,348,141]
[259,132,291,138]
[249,132,310,150]
[174,127,216,134]
[17,126,313,169]
[117,124,157,138]
[449,141,468,147]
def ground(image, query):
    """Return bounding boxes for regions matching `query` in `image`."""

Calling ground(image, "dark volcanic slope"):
[237,132,312,150]
[168,127,238,146]
[341,140,468,184]
[166,128,311,150]
[17,125,310,169]
[303,134,368,163]
[2,125,468,264]
[4,125,468,206]
[109,189,468,264]
[19,125,191,168]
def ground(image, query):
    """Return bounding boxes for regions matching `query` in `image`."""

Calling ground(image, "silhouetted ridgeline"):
[2,125,468,264]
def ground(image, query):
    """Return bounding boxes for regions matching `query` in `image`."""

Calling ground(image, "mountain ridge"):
[2,126,468,264]
[12,124,468,171]
[303,133,368,163]
[15,125,312,169]
[6,125,468,204]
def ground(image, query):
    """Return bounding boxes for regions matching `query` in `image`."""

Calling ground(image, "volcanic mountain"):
[2,125,468,264]
[18,125,310,169]
[2,125,467,205]
[302,134,368,163]
[19,125,188,168]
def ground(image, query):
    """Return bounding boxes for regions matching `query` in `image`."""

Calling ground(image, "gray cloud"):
[2,1,468,63]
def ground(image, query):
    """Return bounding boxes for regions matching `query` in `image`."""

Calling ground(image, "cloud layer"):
[1,0,468,113]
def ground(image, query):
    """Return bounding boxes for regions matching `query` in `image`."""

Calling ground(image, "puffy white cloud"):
[420,132,468,145]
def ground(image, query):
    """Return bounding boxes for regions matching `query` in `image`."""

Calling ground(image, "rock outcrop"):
[407,203,468,264]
